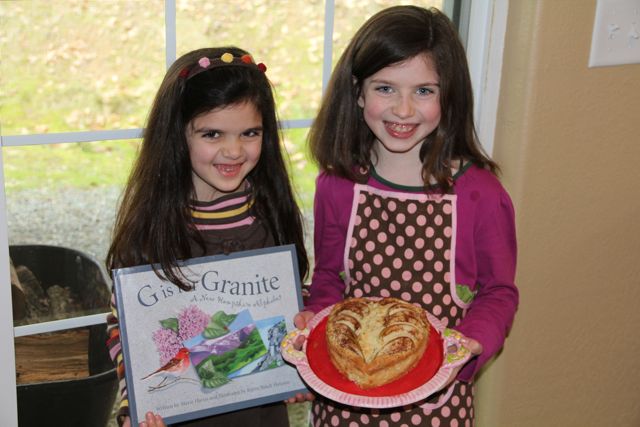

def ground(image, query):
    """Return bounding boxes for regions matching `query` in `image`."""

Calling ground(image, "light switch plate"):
[589,0,640,67]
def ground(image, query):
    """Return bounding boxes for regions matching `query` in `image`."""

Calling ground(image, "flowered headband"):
[179,53,267,80]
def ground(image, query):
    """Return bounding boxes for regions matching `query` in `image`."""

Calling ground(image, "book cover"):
[113,245,306,425]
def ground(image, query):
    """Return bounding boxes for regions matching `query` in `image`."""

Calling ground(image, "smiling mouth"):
[215,164,242,177]
[384,121,417,138]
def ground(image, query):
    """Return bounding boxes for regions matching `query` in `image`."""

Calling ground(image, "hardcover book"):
[113,245,307,425]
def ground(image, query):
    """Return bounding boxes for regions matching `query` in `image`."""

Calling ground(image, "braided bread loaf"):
[326,297,430,389]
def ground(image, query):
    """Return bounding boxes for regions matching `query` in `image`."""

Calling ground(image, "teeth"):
[388,123,414,132]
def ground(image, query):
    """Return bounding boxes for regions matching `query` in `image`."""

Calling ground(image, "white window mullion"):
[322,0,336,93]
[0,149,18,426]
[466,0,509,156]
[281,119,314,130]
[165,0,177,68]
[1,129,143,147]
[13,313,109,338]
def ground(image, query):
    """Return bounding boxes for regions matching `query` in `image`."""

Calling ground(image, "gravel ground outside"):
[7,186,121,267]
[8,186,311,427]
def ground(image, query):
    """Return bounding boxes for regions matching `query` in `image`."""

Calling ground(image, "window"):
[1,0,456,335]
[1,1,507,424]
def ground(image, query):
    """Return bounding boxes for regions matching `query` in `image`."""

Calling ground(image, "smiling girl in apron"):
[294,6,518,427]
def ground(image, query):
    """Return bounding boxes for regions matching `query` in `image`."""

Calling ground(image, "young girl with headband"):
[293,6,518,426]
[106,46,308,427]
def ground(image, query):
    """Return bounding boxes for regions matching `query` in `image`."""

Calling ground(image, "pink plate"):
[281,302,471,408]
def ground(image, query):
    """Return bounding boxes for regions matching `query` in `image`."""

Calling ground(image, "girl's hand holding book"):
[122,412,166,427]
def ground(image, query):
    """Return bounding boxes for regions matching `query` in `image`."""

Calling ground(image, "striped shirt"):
[106,190,278,425]
[190,190,254,231]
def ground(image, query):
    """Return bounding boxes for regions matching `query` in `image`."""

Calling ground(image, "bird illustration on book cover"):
[141,347,196,390]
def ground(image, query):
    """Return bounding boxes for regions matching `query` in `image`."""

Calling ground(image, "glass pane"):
[283,128,315,215]
[333,0,445,66]
[282,127,316,270]
[176,0,325,121]
[0,0,165,135]
[5,139,139,326]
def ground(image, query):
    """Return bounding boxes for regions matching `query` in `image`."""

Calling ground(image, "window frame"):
[0,0,508,424]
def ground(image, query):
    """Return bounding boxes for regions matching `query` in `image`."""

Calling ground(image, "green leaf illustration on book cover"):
[196,358,232,389]
[203,311,237,339]
[159,317,179,333]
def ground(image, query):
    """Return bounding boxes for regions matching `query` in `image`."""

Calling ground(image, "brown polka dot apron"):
[311,184,475,427]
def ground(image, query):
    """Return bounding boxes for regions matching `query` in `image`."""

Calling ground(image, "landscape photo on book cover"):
[142,305,287,393]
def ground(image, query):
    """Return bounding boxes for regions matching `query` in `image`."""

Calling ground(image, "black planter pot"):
[16,325,118,427]
[10,244,112,316]
[11,245,118,427]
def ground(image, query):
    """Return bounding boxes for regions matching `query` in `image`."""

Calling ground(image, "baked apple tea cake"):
[325,297,430,389]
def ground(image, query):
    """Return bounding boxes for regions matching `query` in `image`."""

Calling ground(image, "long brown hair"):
[107,46,308,289]
[309,6,498,191]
